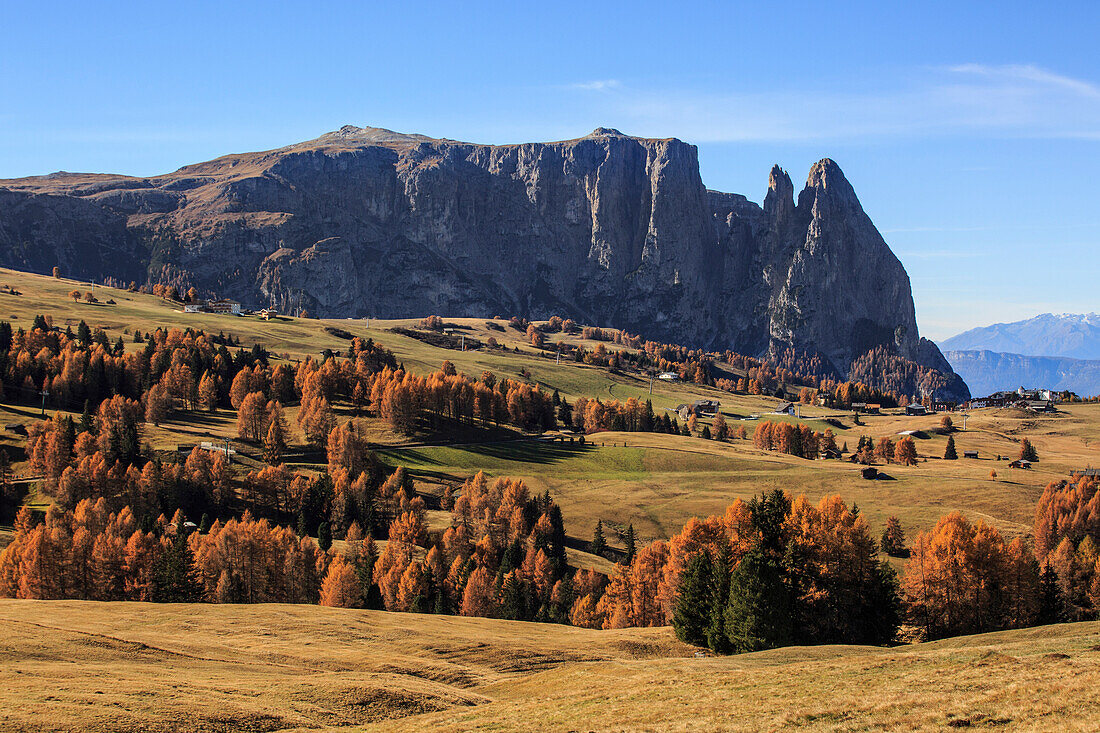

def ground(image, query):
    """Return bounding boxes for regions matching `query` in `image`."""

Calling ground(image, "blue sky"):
[2,0,1098,339]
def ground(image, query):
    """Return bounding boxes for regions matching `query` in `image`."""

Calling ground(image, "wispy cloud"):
[567,79,621,92]
[560,64,1100,143]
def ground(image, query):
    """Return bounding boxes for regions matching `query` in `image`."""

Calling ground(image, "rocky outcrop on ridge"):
[0,125,968,399]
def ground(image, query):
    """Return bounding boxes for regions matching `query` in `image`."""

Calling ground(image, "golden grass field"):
[1,599,1099,732]
[4,268,1100,730]
[3,265,1098,555]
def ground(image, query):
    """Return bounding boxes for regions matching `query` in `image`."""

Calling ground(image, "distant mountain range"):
[940,313,1100,397]
[945,350,1100,399]
[940,313,1100,360]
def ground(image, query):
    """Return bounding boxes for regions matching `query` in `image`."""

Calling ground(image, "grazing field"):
[3,266,1098,554]
[0,600,1097,732]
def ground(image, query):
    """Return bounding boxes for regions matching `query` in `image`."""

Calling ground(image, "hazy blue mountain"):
[940,313,1100,360]
[945,349,1100,398]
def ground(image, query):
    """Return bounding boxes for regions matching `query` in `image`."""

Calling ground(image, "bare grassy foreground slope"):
[1,600,1098,732]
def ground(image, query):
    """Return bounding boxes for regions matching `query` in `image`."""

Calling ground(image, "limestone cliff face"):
[0,125,968,399]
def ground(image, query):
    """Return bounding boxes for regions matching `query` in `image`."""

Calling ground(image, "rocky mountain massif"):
[0,125,968,399]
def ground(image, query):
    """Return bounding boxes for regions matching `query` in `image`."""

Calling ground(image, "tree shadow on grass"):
[458,440,595,465]
[378,440,596,473]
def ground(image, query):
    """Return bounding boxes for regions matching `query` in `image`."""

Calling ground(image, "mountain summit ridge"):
[0,125,968,399]
[941,313,1100,361]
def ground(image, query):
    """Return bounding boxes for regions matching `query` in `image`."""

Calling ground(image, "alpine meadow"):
[2,3,1100,731]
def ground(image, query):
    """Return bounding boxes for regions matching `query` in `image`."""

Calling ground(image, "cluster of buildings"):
[183,298,241,315]
[966,387,1059,412]
[182,299,280,320]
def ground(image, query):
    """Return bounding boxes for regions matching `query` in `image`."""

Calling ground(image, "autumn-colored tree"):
[299,396,336,446]
[319,555,361,608]
[709,413,727,442]
[990,469,998,481]
[569,593,602,628]
[460,565,497,617]
[1033,475,1100,561]
[903,512,1035,639]
[940,415,953,433]
[229,370,253,410]
[237,391,269,442]
[263,417,287,465]
[1019,438,1039,462]
[52,266,61,278]
[874,437,895,463]
[144,382,172,426]
[69,290,81,302]
[198,371,219,411]
[395,560,428,612]
[597,541,668,628]
[894,436,917,466]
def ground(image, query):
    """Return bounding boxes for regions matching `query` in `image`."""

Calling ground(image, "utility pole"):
[39,389,49,417]
[460,334,465,351]
[225,438,232,466]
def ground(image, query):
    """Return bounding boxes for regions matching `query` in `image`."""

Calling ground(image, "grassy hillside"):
[3,265,1098,554]
[0,599,1097,732]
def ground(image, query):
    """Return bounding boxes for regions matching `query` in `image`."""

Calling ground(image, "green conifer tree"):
[706,545,733,653]
[724,546,793,653]
[672,552,713,646]
[1037,563,1065,625]
[944,434,958,460]
[591,519,606,557]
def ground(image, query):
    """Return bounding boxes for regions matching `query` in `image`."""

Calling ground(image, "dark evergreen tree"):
[557,399,572,426]
[1037,563,1066,625]
[672,552,713,646]
[624,524,636,566]
[591,519,606,557]
[724,546,793,653]
[701,425,712,440]
[748,490,791,556]
[548,504,568,569]
[79,400,94,435]
[317,521,332,552]
[501,538,525,576]
[154,529,202,602]
[705,545,733,653]
[642,399,655,433]
[944,434,958,460]
[501,573,526,621]
[857,561,902,645]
